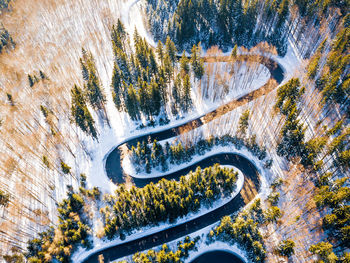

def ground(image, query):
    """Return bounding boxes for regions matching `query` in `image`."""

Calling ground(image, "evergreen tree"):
[112,19,127,50]
[71,85,97,139]
[156,40,164,64]
[0,190,10,207]
[278,239,295,257]
[180,51,190,75]
[81,51,106,110]
[165,36,177,66]
[111,63,124,111]
[149,48,158,76]
[163,53,173,84]
[28,74,35,87]
[39,70,47,80]
[114,46,131,85]
[231,44,238,59]
[182,74,192,113]
[138,81,151,118]
[190,43,205,79]
[125,84,140,121]
[238,109,250,137]
[309,242,338,262]
[171,74,182,115]
[150,80,162,116]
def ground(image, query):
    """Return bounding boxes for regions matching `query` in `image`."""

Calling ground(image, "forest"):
[129,109,270,174]
[110,19,203,126]
[144,0,347,56]
[0,0,349,262]
[101,164,238,239]
[118,236,199,263]
[23,165,238,262]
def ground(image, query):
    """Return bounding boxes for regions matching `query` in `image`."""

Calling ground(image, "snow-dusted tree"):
[182,74,192,113]
[125,84,140,121]
[190,43,204,79]
[71,85,97,139]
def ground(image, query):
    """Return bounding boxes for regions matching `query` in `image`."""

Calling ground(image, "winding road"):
[79,55,284,263]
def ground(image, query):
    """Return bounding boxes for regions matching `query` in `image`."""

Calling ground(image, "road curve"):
[81,55,284,262]
[80,56,284,262]
[105,55,283,186]
[83,153,260,263]
[83,2,286,260]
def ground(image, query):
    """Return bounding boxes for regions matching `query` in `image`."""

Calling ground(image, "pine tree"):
[156,40,164,64]
[231,44,238,59]
[238,109,250,137]
[163,53,173,84]
[138,81,150,118]
[71,85,97,139]
[182,74,192,113]
[150,81,162,116]
[0,190,10,207]
[180,51,190,75]
[81,51,106,110]
[39,70,47,80]
[171,74,182,115]
[112,19,127,50]
[28,74,35,87]
[80,58,89,81]
[114,47,131,85]
[125,84,140,121]
[165,36,177,66]
[191,43,205,79]
[111,63,124,111]
[149,48,158,76]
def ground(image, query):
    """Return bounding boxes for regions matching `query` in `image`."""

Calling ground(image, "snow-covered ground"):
[73,166,244,262]
[124,144,265,179]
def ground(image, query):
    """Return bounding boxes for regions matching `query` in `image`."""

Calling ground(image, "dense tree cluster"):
[118,236,199,263]
[71,49,109,138]
[145,0,290,55]
[277,239,295,257]
[274,78,306,160]
[145,0,349,56]
[26,188,92,263]
[313,18,350,118]
[0,25,15,53]
[309,242,341,263]
[80,49,106,111]
[130,131,268,174]
[276,77,349,260]
[275,75,350,172]
[101,164,238,240]
[0,0,11,9]
[313,173,350,252]
[209,199,266,263]
[294,0,349,20]
[110,20,203,125]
